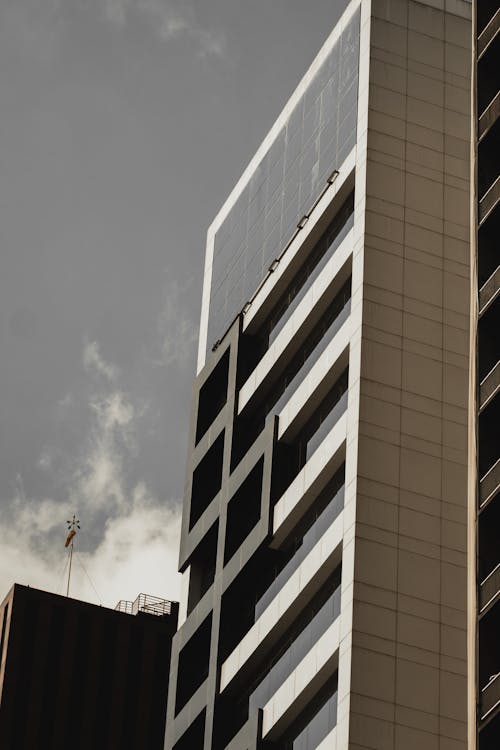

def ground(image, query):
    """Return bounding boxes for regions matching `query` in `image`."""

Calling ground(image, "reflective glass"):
[266,206,353,347]
[255,483,344,618]
[249,586,341,713]
[292,691,338,750]
[304,385,348,462]
[207,10,360,353]
[265,300,351,427]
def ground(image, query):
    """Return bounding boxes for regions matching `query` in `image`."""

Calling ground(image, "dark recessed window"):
[196,350,230,444]
[175,616,212,715]
[189,432,225,530]
[224,459,264,565]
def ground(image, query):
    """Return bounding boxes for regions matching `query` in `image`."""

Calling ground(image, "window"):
[255,466,345,618]
[175,616,212,714]
[224,460,264,564]
[189,432,224,529]
[287,678,338,750]
[296,369,348,466]
[196,350,229,444]
[249,573,341,713]
[260,280,351,426]
[263,193,354,348]
[187,521,219,614]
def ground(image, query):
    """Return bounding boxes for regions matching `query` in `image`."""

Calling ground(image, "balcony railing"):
[480,175,500,225]
[480,562,500,614]
[478,7,500,58]
[481,672,500,723]
[114,593,174,617]
[479,90,500,141]
[480,458,500,509]
[266,301,350,429]
[255,484,344,619]
[479,265,500,316]
[267,213,353,348]
[249,586,341,714]
[480,361,500,412]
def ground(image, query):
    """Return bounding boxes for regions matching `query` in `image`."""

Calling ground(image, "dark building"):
[475,0,500,744]
[0,584,178,750]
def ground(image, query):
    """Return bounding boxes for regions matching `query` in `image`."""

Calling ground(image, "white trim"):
[277,322,351,441]
[273,414,347,544]
[262,619,340,738]
[238,231,354,414]
[219,511,344,692]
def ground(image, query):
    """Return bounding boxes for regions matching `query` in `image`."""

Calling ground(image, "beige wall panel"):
[394,724,439,750]
[351,0,471,746]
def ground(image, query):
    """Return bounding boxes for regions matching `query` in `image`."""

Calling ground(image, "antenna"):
[64,514,80,597]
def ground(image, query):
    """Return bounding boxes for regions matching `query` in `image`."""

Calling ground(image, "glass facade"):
[249,584,341,713]
[207,10,360,353]
[263,193,354,348]
[296,369,349,465]
[291,688,338,750]
[266,294,351,427]
[255,478,345,619]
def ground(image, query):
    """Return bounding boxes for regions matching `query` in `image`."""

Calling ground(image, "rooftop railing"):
[115,593,174,617]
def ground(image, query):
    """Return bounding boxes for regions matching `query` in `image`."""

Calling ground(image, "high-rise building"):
[473,0,499,745]
[0,585,178,750]
[165,0,498,748]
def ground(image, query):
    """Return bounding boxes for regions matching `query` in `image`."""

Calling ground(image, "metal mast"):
[65,514,80,597]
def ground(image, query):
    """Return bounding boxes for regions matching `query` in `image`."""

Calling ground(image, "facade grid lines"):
[163,0,500,748]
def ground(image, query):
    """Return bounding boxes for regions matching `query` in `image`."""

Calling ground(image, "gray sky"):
[0,0,346,607]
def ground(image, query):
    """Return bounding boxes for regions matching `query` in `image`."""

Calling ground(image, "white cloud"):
[155,278,198,368]
[0,484,182,607]
[83,339,120,382]
[103,0,227,58]
[71,390,137,511]
[78,484,182,605]
[0,339,182,609]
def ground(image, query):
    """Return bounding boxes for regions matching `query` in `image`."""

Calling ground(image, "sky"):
[0,0,347,609]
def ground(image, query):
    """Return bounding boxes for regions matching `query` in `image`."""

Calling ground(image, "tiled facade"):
[163,1,494,748]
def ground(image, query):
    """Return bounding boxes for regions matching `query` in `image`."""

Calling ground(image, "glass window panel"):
[249,586,341,712]
[207,9,360,354]
[291,687,338,750]
[255,481,344,619]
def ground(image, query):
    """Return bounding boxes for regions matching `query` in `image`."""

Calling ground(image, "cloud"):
[71,390,137,512]
[0,482,182,607]
[0,0,226,63]
[83,339,120,381]
[0,339,182,608]
[79,483,182,604]
[155,277,198,368]
[103,0,227,58]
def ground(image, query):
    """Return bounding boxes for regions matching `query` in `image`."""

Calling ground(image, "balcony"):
[480,563,500,615]
[479,91,500,141]
[480,361,500,412]
[480,176,500,226]
[479,266,500,316]
[481,672,500,723]
[250,585,341,714]
[255,482,344,619]
[480,458,500,509]
[219,511,343,693]
[478,7,500,59]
